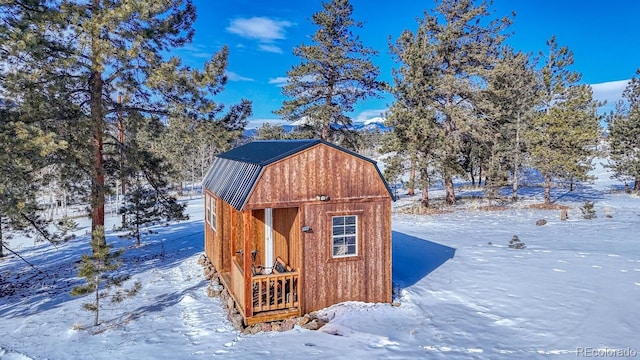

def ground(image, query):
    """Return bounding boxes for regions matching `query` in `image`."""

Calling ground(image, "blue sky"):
[178,0,640,128]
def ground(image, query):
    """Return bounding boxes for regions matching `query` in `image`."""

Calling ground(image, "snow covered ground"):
[1,160,639,359]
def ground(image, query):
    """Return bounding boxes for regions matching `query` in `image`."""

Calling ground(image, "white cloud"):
[226,71,254,82]
[268,76,290,86]
[258,44,283,54]
[226,17,293,42]
[175,44,212,59]
[591,79,629,112]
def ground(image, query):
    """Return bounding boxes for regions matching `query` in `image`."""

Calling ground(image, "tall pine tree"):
[607,69,640,191]
[527,36,601,204]
[387,26,445,206]
[389,0,511,205]
[481,48,538,200]
[1,1,250,249]
[275,0,383,147]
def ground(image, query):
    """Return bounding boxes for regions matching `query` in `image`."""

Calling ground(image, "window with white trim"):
[332,215,357,257]
[205,194,211,225]
[210,196,216,231]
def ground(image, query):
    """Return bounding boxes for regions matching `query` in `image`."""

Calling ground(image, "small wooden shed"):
[202,139,393,325]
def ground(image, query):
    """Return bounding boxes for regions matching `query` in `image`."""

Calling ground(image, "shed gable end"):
[245,144,390,208]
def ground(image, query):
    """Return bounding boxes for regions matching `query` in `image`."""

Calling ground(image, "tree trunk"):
[408,161,415,196]
[634,175,640,191]
[135,220,140,247]
[421,169,429,207]
[513,114,521,201]
[90,68,106,248]
[94,276,100,326]
[512,164,519,200]
[544,174,552,204]
[90,3,106,248]
[470,166,476,187]
[421,186,430,207]
[445,175,456,205]
[0,215,4,258]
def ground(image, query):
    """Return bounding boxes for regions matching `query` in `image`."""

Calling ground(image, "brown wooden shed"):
[202,139,393,325]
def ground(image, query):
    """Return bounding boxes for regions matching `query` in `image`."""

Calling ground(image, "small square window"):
[332,215,357,257]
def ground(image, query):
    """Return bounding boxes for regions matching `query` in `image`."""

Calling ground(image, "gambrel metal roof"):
[202,139,392,210]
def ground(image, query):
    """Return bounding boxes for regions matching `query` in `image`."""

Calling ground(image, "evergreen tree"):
[71,227,141,327]
[0,93,68,258]
[1,0,249,250]
[275,0,383,146]
[481,48,538,200]
[1,2,74,256]
[116,114,187,247]
[607,69,640,191]
[158,99,249,196]
[387,25,446,204]
[389,0,511,205]
[255,122,289,140]
[527,36,601,204]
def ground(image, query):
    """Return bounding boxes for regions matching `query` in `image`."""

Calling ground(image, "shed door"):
[264,208,273,273]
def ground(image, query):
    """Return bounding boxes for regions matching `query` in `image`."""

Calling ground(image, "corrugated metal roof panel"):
[216,139,321,165]
[202,157,262,210]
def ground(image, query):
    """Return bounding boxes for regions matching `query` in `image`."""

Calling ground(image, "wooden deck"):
[218,270,301,325]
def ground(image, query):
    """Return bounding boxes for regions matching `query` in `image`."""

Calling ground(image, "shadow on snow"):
[392,231,456,289]
[0,219,205,319]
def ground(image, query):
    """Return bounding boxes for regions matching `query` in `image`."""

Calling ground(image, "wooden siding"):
[204,191,222,270]
[231,259,245,312]
[244,144,389,209]
[300,199,392,314]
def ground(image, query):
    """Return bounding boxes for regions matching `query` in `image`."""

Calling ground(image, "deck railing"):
[251,271,299,313]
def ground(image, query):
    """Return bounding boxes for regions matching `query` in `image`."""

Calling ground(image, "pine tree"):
[1,1,249,250]
[388,0,511,205]
[387,24,446,205]
[481,48,538,200]
[0,93,68,257]
[527,36,601,204]
[275,0,383,146]
[111,112,187,246]
[256,123,289,140]
[158,100,249,195]
[607,69,640,191]
[71,226,141,327]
